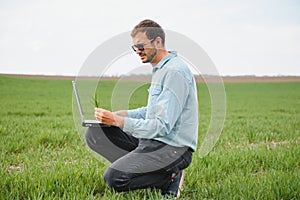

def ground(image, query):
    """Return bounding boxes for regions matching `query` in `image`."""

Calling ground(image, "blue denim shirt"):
[123,51,198,151]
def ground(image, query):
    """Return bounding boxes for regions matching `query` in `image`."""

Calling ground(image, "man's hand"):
[94,108,124,128]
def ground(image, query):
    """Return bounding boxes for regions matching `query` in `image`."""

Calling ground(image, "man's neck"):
[151,49,168,67]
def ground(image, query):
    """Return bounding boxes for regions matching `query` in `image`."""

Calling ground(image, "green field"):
[0,76,299,199]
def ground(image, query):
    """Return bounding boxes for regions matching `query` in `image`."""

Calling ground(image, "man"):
[85,19,198,198]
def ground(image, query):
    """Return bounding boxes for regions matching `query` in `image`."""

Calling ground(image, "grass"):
[0,76,299,199]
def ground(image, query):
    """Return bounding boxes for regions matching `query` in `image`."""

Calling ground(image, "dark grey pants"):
[85,126,192,192]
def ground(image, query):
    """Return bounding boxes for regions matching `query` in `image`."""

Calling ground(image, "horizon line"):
[1,73,300,83]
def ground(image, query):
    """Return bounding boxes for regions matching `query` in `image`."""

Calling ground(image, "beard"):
[140,48,157,63]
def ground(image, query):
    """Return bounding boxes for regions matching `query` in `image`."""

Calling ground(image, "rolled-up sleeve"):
[127,107,147,119]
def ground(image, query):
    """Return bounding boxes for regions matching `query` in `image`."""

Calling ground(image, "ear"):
[154,37,164,48]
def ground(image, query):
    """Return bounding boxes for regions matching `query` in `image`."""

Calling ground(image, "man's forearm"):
[113,110,128,117]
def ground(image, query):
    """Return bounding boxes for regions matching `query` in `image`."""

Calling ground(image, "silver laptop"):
[72,81,109,127]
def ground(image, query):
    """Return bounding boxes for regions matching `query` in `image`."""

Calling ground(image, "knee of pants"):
[104,167,131,192]
[84,127,97,148]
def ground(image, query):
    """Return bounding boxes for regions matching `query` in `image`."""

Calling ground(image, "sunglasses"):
[131,39,155,52]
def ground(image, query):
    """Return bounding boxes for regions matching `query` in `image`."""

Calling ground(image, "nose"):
[135,49,142,55]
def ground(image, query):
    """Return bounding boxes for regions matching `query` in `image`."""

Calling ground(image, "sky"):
[0,0,299,76]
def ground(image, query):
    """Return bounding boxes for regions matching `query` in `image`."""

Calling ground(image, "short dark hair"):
[131,19,165,46]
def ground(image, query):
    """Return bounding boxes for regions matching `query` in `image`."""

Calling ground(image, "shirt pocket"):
[147,86,163,115]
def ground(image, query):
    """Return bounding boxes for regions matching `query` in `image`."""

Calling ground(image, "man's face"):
[132,32,157,64]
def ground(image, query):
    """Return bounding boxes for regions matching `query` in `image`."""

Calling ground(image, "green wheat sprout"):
[93,93,100,108]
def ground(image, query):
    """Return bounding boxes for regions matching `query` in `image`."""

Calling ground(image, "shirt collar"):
[153,51,177,72]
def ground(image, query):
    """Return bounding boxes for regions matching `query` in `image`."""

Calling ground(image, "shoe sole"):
[176,170,185,198]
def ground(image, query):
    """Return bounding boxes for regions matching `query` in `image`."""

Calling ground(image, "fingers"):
[94,108,124,128]
[94,107,107,120]
[94,108,115,125]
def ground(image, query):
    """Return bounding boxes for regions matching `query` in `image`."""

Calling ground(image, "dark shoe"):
[163,170,185,198]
